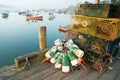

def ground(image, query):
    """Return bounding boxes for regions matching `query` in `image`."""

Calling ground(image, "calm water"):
[0,12,70,67]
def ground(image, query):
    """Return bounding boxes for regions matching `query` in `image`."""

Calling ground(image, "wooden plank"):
[62,66,91,80]
[9,63,52,80]
[80,68,107,80]
[0,68,20,80]
[116,72,120,80]
[24,65,59,80]
[14,48,49,68]
[43,71,70,80]
[98,60,120,80]
[0,65,15,73]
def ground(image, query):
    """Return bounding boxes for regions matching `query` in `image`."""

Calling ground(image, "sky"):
[0,0,95,9]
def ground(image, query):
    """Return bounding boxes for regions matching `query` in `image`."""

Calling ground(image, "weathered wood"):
[14,48,49,68]
[1,59,120,80]
[0,65,15,73]
[44,71,69,80]
[2,62,52,80]
[80,68,107,80]
[39,26,47,50]
[62,67,90,80]
[116,72,120,80]
[62,70,88,80]
[24,65,59,80]
[98,60,120,80]
[0,68,20,80]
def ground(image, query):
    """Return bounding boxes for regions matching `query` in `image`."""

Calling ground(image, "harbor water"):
[0,12,70,67]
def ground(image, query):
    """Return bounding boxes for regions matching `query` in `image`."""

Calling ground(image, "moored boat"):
[58,25,70,32]
[1,13,9,18]
[48,12,55,20]
[26,15,43,21]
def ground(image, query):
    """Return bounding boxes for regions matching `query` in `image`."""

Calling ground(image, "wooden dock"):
[0,56,120,80]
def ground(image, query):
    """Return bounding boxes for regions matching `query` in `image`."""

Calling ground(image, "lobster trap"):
[69,4,120,71]
[76,4,120,18]
[70,15,120,41]
[73,33,120,71]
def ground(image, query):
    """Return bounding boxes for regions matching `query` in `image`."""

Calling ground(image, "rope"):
[11,57,31,71]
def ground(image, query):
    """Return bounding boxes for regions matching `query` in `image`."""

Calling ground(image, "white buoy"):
[57,44,63,52]
[50,52,61,64]
[55,54,63,69]
[45,46,57,59]
[70,44,84,58]
[64,39,73,49]
[74,49,84,58]
[54,39,62,46]
[67,51,78,66]
[62,55,70,73]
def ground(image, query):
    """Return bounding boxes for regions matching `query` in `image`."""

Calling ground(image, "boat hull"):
[26,16,43,20]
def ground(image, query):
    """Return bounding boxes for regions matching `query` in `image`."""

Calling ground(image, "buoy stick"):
[40,57,49,64]
[78,58,87,70]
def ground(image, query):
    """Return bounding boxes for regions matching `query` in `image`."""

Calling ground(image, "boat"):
[1,13,9,18]
[58,25,70,32]
[58,27,68,32]
[49,16,55,20]
[26,15,43,21]
[18,11,26,15]
[48,12,55,20]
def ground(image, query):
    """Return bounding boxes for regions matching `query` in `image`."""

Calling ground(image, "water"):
[0,12,70,67]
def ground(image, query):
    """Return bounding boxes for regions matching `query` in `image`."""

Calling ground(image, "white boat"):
[48,12,55,20]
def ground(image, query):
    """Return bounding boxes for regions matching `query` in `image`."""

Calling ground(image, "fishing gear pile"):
[41,39,84,73]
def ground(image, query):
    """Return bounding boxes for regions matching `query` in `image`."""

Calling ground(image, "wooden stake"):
[39,26,47,50]
[95,0,99,4]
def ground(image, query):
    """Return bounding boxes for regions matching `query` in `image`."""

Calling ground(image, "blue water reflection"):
[0,12,70,67]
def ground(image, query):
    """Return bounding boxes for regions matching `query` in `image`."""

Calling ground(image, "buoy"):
[45,46,57,59]
[57,44,63,52]
[55,54,63,68]
[50,52,61,64]
[64,39,73,49]
[67,39,74,44]
[41,39,86,73]
[62,55,70,73]
[67,51,78,66]
[54,39,62,46]
[74,50,84,58]
[70,44,84,58]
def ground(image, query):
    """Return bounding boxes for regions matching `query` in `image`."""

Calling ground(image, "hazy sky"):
[0,0,95,9]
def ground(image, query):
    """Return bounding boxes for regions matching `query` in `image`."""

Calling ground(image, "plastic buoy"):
[57,44,63,51]
[50,52,61,64]
[45,46,57,59]
[62,55,70,73]
[70,44,84,58]
[65,39,73,49]
[55,54,63,68]
[54,39,62,46]
[67,51,78,66]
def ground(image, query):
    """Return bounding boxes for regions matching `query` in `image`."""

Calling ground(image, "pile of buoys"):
[41,39,84,73]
